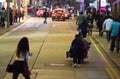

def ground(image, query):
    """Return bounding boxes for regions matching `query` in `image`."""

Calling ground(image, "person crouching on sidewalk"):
[71,34,84,68]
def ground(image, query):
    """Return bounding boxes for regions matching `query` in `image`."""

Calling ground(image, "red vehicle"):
[36,8,51,17]
[52,8,66,21]
[52,8,70,21]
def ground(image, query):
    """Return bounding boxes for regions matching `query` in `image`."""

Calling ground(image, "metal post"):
[24,0,28,19]
[7,0,10,28]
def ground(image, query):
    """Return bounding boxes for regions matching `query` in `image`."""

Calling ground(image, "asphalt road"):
[0,17,119,79]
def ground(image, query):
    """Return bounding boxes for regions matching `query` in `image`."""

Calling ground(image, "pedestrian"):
[17,9,21,22]
[71,34,84,67]
[12,37,32,79]
[95,11,105,36]
[87,12,94,35]
[9,7,13,25]
[109,18,120,52]
[76,12,87,37]
[0,7,7,28]
[116,26,120,53]
[21,7,25,20]
[102,16,113,42]
[43,9,49,24]
[76,12,86,31]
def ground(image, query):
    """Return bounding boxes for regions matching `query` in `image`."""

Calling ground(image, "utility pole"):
[7,0,10,28]
[24,0,28,19]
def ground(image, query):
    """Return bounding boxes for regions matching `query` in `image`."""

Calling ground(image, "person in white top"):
[102,16,113,42]
[12,37,32,79]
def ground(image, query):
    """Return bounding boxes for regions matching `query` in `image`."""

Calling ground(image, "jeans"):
[110,36,117,51]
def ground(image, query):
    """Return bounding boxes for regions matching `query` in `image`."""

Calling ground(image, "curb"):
[93,36,120,71]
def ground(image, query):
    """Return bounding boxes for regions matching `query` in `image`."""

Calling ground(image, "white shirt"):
[15,52,31,61]
[102,18,113,31]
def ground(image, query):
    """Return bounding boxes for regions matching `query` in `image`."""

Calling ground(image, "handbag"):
[6,64,14,73]
[6,52,15,73]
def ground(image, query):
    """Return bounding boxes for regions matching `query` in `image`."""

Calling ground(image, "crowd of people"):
[0,6,25,28]
[67,7,120,68]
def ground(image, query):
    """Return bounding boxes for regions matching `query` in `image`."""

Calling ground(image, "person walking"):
[76,12,86,31]
[43,9,49,24]
[109,19,120,52]
[95,11,104,36]
[102,16,113,42]
[71,34,84,67]
[116,26,120,53]
[76,12,87,38]
[87,12,94,35]
[17,9,21,22]
[12,37,31,79]
[9,7,13,25]
[0,7,7,28]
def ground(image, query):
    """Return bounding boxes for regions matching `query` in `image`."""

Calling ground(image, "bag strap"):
[8,51,16,64]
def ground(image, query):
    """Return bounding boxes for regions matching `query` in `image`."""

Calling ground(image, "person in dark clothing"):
[9,8,13,25]
[95,11,104,36]
[116,26,120,53]
[87,12,94,35]
[43,9,49,24]
[71,34,84,67]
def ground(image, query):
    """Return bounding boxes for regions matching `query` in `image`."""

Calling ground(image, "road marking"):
[89,36,120,79]
[50,64,65,66]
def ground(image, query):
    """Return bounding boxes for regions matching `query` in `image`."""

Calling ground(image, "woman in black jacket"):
[71,34,84,67]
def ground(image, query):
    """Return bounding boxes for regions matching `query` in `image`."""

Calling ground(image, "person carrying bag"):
[12,37,32,79]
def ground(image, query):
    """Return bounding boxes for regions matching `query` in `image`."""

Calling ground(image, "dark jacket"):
[43,11,49,18]
[71,37,84,57]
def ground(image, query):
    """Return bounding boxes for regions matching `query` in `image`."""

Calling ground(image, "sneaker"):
[72,63,77,68]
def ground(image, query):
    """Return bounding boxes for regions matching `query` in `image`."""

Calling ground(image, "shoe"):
[72,63,77,68]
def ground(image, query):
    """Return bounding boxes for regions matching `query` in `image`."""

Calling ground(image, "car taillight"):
[62,14,65,17]
[52,13,56,16]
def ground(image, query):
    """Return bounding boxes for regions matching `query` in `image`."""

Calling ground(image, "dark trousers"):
[106,31,111,42]
[1,17,5,27]
[44,17,47,24]
[12,72,30,79]
[73,57,81,64]
[110,36,117,51]
[12,61,30,79]
[99,27,103,36]
[116,37,120,53]
[73,54,83,64]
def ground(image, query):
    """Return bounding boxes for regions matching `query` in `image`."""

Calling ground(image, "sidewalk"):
[0,18,29,35]
[93,31,120,70]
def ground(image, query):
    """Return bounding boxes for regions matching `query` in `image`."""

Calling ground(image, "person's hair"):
[16,37,29,58]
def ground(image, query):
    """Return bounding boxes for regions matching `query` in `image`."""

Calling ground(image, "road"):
[0,17,120,79]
